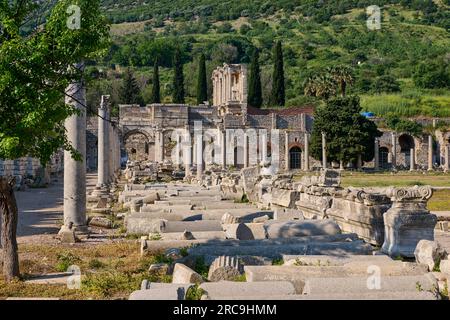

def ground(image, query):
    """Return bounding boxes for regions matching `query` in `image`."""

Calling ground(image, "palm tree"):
[304,74,336,100]
[327,66,354,97]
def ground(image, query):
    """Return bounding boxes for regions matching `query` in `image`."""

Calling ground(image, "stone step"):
[199,281,297,299]
[187,240,373,259]
[302,274,438,295]
[264,220,341,239]
[282,254,393,266]
[154,231,227,240]
[244,262,428,283]
[203,291,438,300]
[129,283,193,300]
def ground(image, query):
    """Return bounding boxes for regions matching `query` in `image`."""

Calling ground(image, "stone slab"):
[199,281,297,299]
[264,220,341,239]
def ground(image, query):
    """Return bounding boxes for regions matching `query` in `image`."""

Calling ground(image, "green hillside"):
[81,0,450,116]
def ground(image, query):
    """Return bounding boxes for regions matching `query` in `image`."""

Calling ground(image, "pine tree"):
[196,53,208,105]
[248,49,263,108]
[172,48,185,104]
[120,68,144,106]
[151,59,161,104]
[270,41,286,107]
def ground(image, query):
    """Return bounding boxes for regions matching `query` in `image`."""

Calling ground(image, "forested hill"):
[83,0,450,117]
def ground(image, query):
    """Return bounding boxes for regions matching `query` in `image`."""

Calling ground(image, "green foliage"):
[185,284,206,300]
[88,259,106,269]
[192,257,209,279]
[172,48,185,103]
[0,0,110,164]
[151,60,161,103]
[413,60,450,90]
[120,68,144,105]
[272,258,284,266]
[248,49,263,108]
[270,41,286,107]
[196,53,208,104]
[310,96,382,165]
[371,75,401,94]
[385,114,423,136]
[55,252,81,272]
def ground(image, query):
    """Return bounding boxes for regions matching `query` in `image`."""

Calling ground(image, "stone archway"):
[289,146,302,170]
[399,134,415,167]
[124,131,154,161]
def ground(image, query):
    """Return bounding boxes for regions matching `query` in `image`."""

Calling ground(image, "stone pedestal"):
[63,66,88,231]
[381,186,437,258]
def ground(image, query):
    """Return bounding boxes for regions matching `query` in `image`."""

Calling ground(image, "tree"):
[172,48,185,104]
[196,53,208,105]
[248,49,263,108]
[151,59,161,104]
[270,41,286,106]
[120,68,144,106]
[327,66,354,97]
[371,75,401,94]
[304,74,337,100]
[413,61,450,89]
[310,96,381,167]
[0,0,109,281]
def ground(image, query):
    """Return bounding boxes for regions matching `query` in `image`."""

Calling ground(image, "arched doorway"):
[289,147,302,170]
[124,131,154,161]
[399,134,415,167]
[379,147,389,169]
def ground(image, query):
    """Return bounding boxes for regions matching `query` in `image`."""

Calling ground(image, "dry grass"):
[0,241,171,300]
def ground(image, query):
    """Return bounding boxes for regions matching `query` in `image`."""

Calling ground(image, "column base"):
[58,225,90,243]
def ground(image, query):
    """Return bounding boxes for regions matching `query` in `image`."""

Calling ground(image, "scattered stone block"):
[130,284,193,300]
[143,192,160,204]
[208,256,243,282]
[223,223,266,240]
[89,216,112,229]
[440,259,450,275]
[221,212,242,225]
[148,263,169,274]
[264,220,341,239]
[172,263,204,284]
[274,208,304,221]
[181,230,195,240]
[414,240,448,271]
[58,225,80,244]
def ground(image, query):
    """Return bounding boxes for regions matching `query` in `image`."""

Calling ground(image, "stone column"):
[219,129,226,169]
[445,145,450,173]
[285,132,289,171]
[322,132,327,169]
[304,133,310,172]
[195,126,203,180]
[96,95,109,189]
[157,131,164,163]
[184,127,192,177]
[391,132,397,169]
[428,135,433,171]
[63,65,87,231]
[374,138,380,170]
[243,133,249,168]
[410,148,415,171]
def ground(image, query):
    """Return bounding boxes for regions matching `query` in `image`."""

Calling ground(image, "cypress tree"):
[120,68,144,106]
[270,41,286,107]
[172,48,185,104]
[151,58,161,104]
[196,53,208,105]
[248,49,263,108]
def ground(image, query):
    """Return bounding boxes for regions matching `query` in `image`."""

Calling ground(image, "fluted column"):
[97,95,109,188]
[63,63,87,230]
[410,148,415,171]
[391,132,397,170]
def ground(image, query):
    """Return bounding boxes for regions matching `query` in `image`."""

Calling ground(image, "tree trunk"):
[0,177,20,282]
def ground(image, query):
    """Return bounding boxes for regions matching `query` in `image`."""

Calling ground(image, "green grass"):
[341,172,450,188]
